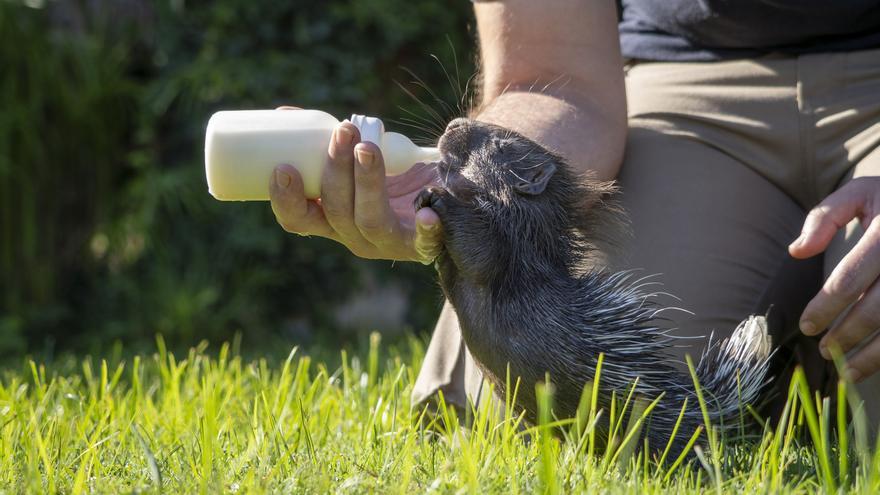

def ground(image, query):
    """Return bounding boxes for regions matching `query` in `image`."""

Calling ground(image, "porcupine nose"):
[445,118,470,132]
[439,118,471,156]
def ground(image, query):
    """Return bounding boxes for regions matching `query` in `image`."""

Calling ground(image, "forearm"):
[472,0,627,181]
[474,89,625,181]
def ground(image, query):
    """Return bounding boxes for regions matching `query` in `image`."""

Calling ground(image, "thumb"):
[790,184,866,259]
[414,207,443,264]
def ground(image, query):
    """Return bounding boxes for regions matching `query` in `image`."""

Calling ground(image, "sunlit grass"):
[1,333,878,493]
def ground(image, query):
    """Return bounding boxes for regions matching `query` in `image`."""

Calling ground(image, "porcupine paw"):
[413,187,448,215]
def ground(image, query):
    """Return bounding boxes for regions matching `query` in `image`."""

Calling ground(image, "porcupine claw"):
[414,187,448,214]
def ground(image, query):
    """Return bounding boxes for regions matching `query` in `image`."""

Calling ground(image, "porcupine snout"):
[438,118,479,160]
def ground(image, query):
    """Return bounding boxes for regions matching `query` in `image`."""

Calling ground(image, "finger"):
[414,207,443,264]
[800,221,880,336]
[789,180,868,259]
[386,162,441,197]
[353,142,401,246]
[321,121,367,243]
[844,330,880,384]
[820,272,880,359]
[269,164,337,239]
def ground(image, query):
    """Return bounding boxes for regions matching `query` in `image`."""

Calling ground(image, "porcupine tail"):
[691,315,774,431]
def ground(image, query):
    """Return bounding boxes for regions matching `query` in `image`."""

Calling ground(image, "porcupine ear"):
[513,162,557,195]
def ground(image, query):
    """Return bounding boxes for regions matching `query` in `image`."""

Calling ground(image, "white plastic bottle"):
[204,109,440,201]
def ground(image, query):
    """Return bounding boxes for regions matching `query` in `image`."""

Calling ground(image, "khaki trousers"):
[413,48,880,422]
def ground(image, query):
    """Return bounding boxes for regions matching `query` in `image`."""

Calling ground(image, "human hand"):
[789,177,880,382]
[269,107,443,263]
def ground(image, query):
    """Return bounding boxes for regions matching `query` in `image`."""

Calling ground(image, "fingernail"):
[356,148,374,168]
[336,126,354,146]
[800,320,816,335]
[275,169,291,188]
[846,368,861,383]
[422,222,436,231]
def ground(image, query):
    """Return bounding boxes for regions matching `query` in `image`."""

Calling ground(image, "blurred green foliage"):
[0,0,476,356]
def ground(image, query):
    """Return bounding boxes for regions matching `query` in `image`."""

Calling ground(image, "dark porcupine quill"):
[415,118,773,457]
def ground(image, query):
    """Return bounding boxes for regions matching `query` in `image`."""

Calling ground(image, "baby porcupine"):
[415,118,773,454]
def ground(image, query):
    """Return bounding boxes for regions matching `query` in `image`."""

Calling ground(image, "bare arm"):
[473,0,626,181]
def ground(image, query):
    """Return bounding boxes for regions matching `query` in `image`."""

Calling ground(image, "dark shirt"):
[619,0,880,61]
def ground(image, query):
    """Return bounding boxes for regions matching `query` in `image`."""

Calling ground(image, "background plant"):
[0,0,476,357]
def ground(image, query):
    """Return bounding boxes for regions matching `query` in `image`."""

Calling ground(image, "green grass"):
[1,333,878,494]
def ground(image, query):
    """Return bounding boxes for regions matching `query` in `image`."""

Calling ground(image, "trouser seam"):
[795,56,819,207]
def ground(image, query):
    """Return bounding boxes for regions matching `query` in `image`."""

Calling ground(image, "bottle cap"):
[350,114,384,146]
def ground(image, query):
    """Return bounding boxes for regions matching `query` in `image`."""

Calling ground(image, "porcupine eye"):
[490,137,505,155]
[488,138,512,177]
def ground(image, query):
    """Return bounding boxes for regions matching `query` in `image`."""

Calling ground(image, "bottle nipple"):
[350,114,440,174]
